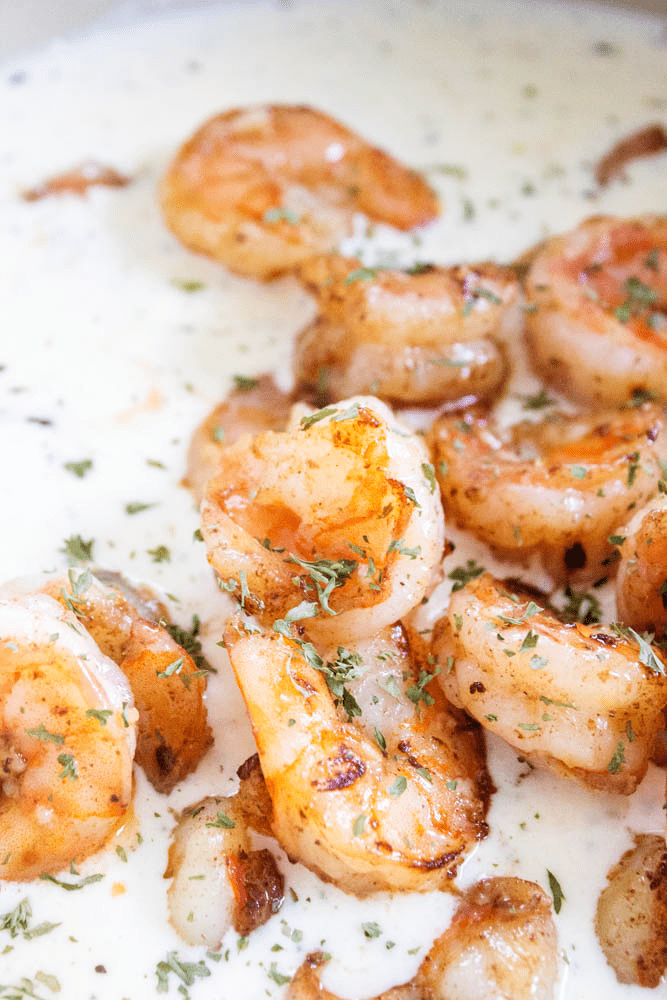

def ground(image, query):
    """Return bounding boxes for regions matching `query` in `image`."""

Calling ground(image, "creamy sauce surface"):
[1,1,667,998]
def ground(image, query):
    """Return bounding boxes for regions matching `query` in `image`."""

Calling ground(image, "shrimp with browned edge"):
[0,592,136,881]
[435,573,667,794]
[294,255,518,408]
[224,616,490,896]
[524,215,667,406]
[615,494,667,638]
[161,105,438,281]
[202,397,445,647]
[186,374,293,506]
[430,402,667,583]
[39,570,212,794]
[165,794,284,948]
[287,877,558,1000]
[596,834,667,988]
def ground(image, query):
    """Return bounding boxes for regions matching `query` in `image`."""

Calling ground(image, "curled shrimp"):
[294,255,518,407]
[0,592,136,881]
[615,494,667,638]
[524,215,667,406]
[224,617,491,895]
[287,877,558,1000]
[430,401,667,582]
[435,573,667,794]
[186,374,293,505]
[39,570,212,794]
[201,397,445,647]
[165,794,284,949]
[161,104,438,280]
[595,834,667,988]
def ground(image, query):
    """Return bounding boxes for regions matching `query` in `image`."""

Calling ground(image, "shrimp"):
[0,592,136,881]
[615,494,667,638]
[595,834,667,987]
[201,397,445,647]
[294,256,518,407]
[39,570,212,794]
[524,215,667,406]
[224,617,491,895]
[165,794,284,948]
[185,374,293,505]
[429,401,667,583]
[160,104,438,281]
[435,573,667,793]
[287,877,558,1000]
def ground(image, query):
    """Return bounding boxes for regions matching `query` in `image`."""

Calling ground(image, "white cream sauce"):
[0,0,666,997]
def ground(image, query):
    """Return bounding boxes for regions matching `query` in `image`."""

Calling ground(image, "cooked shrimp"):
[430,401,667,583]
[224,617,490,895]
[287,877,558,1000]
[525,215,667,406]
[202,397,445,646]
[0,592,136,881]
[161,104,438,280]
[185,374,293,505]
[435,573,667,794]
[615,494,667,637]
[596,834,667,987]
[165,794,284,948]
[40,570,212,794]
[294,255,518,407]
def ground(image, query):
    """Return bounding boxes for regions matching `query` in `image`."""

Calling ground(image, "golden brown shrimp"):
[595,834,667,987]
[294,256,518,407]
[435,573,667,794]
[224,617,490,896]
[202,396,445,647]
[165,794,284,948]
[615,494,667,638]
[525,215,667,406]
[287,878,558,1000]
[430,401,667,583]
[0,592,136,881]
[185,374,293,505]
[161,105,438,280]
[40,570,212,794]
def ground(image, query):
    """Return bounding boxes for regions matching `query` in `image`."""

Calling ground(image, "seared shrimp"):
[202,397,445,646]
[41,570,212,794]
[525,215,667,406]
[161,105,438,280]
[224,617,490,895]
[287,878,558,1000]
[430,402,667,582]
[165,794,284,948]
[435,573,667,794]
[0,593,136,881]
[294,256,518,407]
[615,494,667,637]
[186,374,293,505]
[596,834,667,987]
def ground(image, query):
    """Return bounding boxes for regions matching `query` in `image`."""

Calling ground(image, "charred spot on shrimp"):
[312,746,365,791]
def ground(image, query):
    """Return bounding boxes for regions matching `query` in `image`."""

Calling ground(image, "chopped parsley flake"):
[60,534,94,563]
[362,922,382,939]
[547,870,565,914]
[125,502,155,515]
[156,951,211,993]
[205,813,236,830]
[448,559,485,592]
[606,740,626,774]
[147,545,171,563]
[345,267,377,284]
[388,775,407,797]
[63,459,93,478]
[232,374,259,391]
